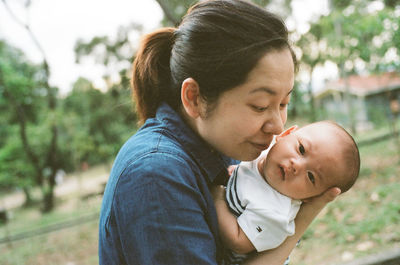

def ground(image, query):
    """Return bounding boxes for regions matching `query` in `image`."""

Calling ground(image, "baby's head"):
[259,121,360,200]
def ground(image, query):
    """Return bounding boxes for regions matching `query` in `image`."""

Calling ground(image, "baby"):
[213,121,360,265]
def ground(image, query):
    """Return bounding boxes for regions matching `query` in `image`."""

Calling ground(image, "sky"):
[0,0,334,95]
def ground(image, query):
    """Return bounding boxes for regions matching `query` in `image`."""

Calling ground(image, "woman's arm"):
[108,155,221,265]
[243,187,341,265]
[211,185,255,254]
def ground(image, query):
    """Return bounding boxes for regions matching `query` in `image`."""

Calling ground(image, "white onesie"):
[225,155,302,252]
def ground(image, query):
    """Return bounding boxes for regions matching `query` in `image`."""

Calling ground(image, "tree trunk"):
[3,0,60,212]
[22,187,33,207]
[155,0,180,25]
[307,78,316,122]
[42,186,55,213]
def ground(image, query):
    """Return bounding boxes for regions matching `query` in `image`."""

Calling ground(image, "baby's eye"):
[308,172,315,184]
[299,143,305,155]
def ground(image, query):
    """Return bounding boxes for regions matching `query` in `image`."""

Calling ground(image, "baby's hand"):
[210,184,226,201]
[227,165,237,175]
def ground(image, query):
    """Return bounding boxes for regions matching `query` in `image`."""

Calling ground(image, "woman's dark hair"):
[132,0,297,124]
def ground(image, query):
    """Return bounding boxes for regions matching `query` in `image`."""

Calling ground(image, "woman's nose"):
[262,111,284,135]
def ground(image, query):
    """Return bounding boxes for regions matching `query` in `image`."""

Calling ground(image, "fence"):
[0,211,99,245]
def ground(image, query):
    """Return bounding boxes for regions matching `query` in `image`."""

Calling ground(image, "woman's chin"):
[235,150,262,161]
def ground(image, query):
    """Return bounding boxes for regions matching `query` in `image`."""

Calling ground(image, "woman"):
[98,0,340,264]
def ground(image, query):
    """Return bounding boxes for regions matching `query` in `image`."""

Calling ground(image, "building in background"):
[315,72,400,131]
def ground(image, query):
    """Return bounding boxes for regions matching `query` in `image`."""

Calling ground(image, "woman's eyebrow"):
[249,87,293,96]
[249,87,276,95]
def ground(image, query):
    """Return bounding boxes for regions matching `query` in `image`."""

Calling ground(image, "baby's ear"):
[276,125,298,142]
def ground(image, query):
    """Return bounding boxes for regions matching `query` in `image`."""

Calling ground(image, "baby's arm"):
[211,185,255,254]
[243,187,341,265]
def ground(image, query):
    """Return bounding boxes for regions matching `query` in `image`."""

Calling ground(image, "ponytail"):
[132,27,175,124]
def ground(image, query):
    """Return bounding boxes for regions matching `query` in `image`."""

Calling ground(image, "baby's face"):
[260,122,347,200]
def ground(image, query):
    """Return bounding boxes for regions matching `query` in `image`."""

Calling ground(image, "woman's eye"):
[308,172,315,184]
[280,103,288,109]
[251,105,268,112]
[299,143,305,155]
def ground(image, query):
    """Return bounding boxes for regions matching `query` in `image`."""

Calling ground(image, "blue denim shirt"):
[99,103,238,265]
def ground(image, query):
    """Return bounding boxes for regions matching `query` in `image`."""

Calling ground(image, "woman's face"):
[196,48,295,161]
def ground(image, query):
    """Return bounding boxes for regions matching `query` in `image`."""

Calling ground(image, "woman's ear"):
[181,78,202,118]
[276,125,298,142]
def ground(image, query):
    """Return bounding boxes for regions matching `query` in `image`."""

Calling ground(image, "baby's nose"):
[291,158,305,175]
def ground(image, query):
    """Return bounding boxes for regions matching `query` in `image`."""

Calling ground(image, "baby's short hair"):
[318,120,360,193]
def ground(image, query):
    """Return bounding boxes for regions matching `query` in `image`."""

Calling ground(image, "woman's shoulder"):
[120,125,189,163]
[110,126,197,180]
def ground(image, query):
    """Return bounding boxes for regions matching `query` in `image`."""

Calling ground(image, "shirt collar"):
[156,103,238,183]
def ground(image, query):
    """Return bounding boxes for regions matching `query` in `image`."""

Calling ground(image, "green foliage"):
[330,0,353,10]
[301,2,399,74]
[74,23,142,78]
[287,82,310,119]
[0,127,35,191]
[298,1,399,129]
[0,41,46,123]
[384,0,400,8]
[61,78,136,169]
[0,37,137,197]
[0,40,44,192]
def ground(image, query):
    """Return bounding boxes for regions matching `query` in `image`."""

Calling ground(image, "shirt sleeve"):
[110,153,219,265]
[237,208,296,252]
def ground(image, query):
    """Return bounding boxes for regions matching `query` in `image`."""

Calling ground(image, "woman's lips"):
[250,142,268,151]
[250,140,272,151]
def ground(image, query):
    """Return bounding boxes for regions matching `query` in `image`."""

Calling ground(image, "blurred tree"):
[298,0,399,131]
[0,127,38,206]
[324,1,398,73]
[297,23,324,122]
[1,0,62,212]
[154,0,292,26]
[384,0,400,8]
[0,40,56,209]
[74,23,142,79]
[73,23,139,162]
[0,70,37,205]
[287,81,308,119]
[61,78,136,169]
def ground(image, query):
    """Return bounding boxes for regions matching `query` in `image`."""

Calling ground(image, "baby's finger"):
[227,165,237,175]
[321,187,341,203]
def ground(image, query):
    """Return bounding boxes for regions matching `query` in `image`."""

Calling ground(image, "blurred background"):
[0,0,399,264]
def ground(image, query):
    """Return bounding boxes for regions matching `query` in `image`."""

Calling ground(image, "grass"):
[0,203,100,239]
[0,221,99,265]
[0,165,106,265]
[1,134,400,264]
